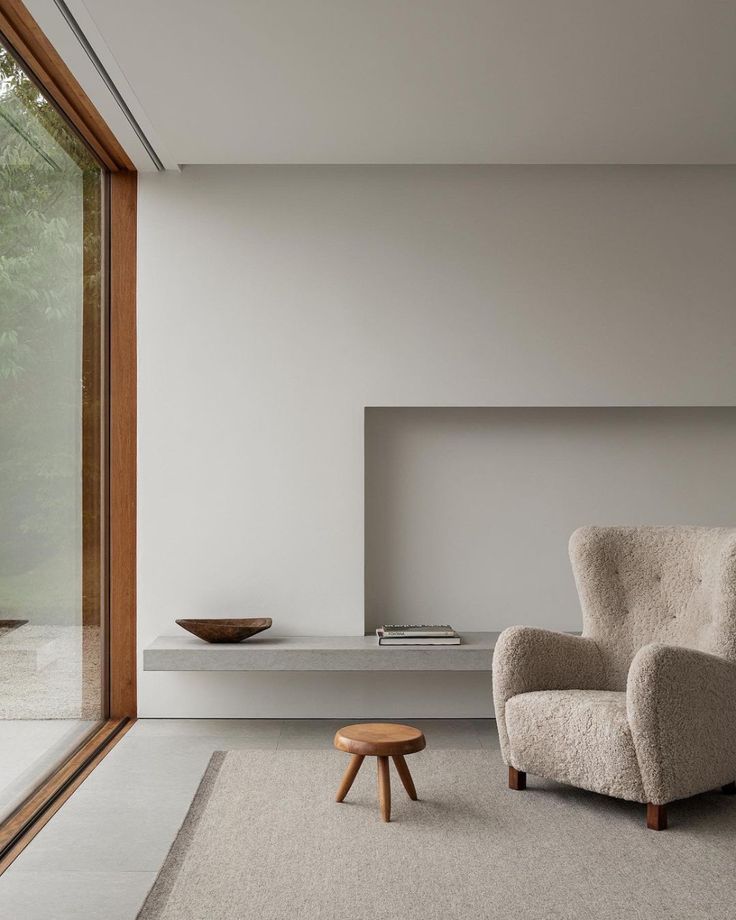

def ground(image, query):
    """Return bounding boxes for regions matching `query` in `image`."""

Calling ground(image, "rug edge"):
[136,750,228,920]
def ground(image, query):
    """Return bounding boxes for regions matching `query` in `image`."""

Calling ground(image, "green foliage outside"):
[0,44,102,617]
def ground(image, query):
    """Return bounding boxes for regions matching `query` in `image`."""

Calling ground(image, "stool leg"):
[392,755,418,800]
[335,754,364,802]
[377,756,391,822]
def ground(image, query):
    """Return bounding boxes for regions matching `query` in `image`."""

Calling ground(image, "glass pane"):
[0,41,106,821]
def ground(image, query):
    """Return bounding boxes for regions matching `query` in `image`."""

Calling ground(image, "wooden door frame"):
[109,168,137,719]
[0,0,137,716]
[0,0,137,868]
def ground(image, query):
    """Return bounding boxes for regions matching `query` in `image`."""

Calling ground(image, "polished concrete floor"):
[0,718,496,920]
[0,720,97,822]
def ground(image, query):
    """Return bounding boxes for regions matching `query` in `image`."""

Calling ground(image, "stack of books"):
[376,624,460,646]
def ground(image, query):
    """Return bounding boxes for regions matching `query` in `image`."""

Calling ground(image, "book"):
[378,635,461,646]
[376,627,461,646]
[378,624,457,638]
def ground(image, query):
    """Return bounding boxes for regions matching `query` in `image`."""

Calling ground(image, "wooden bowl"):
[175,618,272,643]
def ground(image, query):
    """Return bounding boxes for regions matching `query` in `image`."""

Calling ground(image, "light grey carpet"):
[138,748,736,920]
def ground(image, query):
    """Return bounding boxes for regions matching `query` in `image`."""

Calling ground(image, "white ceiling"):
[36,1,736,166]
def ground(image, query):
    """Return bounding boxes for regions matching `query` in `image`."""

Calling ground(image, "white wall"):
[366,407,736,634]
[138,166,736,717]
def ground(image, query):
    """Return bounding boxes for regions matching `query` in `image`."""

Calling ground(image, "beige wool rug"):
[137,748,736,920]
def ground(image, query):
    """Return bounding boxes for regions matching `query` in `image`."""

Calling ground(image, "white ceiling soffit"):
[23,0,177,171]
[28,1,736,166]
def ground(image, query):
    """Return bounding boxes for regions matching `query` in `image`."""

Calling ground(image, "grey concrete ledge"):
[143,632,499,672]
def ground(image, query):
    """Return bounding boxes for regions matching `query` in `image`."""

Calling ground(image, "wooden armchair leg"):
[646,802,667,831]
[721,781,736,795]
[508,766,526,791]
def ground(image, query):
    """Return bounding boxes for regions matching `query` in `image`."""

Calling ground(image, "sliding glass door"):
[0,39,106,821]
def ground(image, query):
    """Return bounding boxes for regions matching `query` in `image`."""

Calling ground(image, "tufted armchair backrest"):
[569,525,736,689]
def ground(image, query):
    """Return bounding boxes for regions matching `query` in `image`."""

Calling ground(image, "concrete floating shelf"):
[143,631,499,672]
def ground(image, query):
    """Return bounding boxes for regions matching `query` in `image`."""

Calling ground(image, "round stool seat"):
[334,722,426,757]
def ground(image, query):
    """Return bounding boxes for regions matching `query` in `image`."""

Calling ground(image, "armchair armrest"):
[627,643,736,804]
[492,626,604,761]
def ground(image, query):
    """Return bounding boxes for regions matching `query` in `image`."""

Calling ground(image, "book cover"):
[378,636,461,646]
[378,624,457,638]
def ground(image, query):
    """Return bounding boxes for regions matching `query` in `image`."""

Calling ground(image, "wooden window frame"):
[0,0,137,869]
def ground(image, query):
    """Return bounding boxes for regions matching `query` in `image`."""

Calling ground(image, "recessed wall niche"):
[364,407,736,635]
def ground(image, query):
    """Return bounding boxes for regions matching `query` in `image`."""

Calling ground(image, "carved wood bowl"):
[175,618,273,643]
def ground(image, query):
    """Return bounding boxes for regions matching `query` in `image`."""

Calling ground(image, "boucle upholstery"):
[569,526,736,688]
[505,690,646,802]
[493,526,736,806]
[627,643,736,804]
[493,627,604,758]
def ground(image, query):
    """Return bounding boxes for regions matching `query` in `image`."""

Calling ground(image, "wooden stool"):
[334,723,426,822]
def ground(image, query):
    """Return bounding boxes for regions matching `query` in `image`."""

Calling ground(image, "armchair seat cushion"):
[505,689,646,803]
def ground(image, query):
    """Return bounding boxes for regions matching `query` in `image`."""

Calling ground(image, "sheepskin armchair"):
[492,525,736,830]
